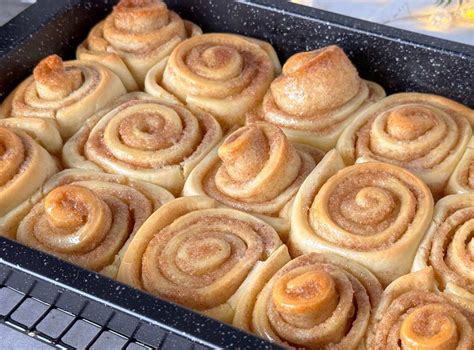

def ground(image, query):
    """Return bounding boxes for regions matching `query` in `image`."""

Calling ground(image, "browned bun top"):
[270,45,361,116]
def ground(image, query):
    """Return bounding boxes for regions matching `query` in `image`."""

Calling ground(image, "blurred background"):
[1,0,473,45]
[291,0,474,45]
[0,0,35,26]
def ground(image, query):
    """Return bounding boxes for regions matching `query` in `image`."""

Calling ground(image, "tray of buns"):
[0,0,473,349]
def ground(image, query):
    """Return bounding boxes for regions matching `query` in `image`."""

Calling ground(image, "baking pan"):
[1,0,473,105]
[0,0,473,348]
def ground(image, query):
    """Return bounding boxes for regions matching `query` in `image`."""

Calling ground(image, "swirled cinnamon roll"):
[446,137,474,194]
[367,267,474,349]
[63,92,222,195]
[183,122,324,239]
[117,196,289,323]
[0,120,60,238]
[159,33,281,129]
[0,117,62,155]
[0,55,126,139]
[337,93,474,197]
[290,150,434,285]
[234,252,382,349]
[15,169,174,278]
[249,45,385,151]
[77,0,201,90]
[413,194,474,303]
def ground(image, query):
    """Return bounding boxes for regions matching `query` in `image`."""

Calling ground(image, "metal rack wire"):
[0,262,212,350]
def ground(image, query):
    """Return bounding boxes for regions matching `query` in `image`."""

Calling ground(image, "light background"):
[291,0,474,45]
[1,1,472,45]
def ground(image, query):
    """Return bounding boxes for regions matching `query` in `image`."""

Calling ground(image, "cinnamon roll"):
[0,120,60,238]
[160,33,281,129]
[15,169,174,278]
[367,267,474,349]
[183,122,324,239]
[77,0,201,90]
[446,137,474,194]
[117,196,288,323]
[63,92,222,195]
[0,55,126,139]
[413,194,474,302]
[234,252,382,349]
[337,93,474,197]
[0,117,62,155]
[290,150,434,285]
[249,45,385,151]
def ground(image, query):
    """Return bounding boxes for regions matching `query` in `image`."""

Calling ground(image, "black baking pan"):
[0,0,473,348]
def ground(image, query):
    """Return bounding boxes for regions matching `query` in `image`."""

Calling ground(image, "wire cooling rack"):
[0,261,214,350]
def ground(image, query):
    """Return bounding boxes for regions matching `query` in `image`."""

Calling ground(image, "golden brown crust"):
[1,55,126,139]
[367,268,474,350]
[15,169,173,278]
[272,46,361,115]
[183,122,324,238]
[63,92,222,195]
[290,150,434,286]
[0,117,62,155]
[446,137,474,194]
[413,194,474,302]
[0,125,59,238]
[33,55,83,100]
[161,33,280,129]
[235,252,382,349]
[117,196,284,323]
[250,46,385,151]
[77,0,201,89]
[337,92,474,198]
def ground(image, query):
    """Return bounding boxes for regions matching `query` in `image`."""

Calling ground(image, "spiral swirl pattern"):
[161,33,280,129]
[0,117,62,155]
[117,196,283,322]
[337,93,474,197]
[77,0,201,89]
[446,137,474,194]
[236,253,382,349]
[253,45,385,151]
[1,55,126,138]
[290,150,433,285]
[63,92,222,195]
[367,268,474,350]
[183,122,324,236]
[0,124,58,238]
[413,194,474,300]
[16,169,173,277]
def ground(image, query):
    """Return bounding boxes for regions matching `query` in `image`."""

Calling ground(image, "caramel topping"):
[39,185,112,254]
[44,185,102,228]
[218,125,269,182]
[0,127,25,186]
[400,305,459,350]
[272,270,338,328]
[386,105,437,140]
[33,55,82,101]
[270,45,361,116]
[113,0,169,33]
